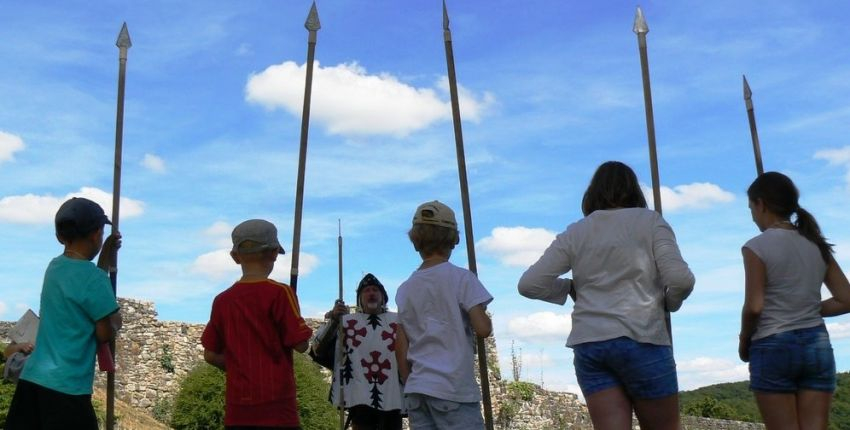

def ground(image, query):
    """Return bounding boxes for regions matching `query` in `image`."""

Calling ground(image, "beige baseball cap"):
[231,219,285,254]
[412,200,458,230]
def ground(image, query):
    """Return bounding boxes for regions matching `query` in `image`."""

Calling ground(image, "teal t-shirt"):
[21,255,119,395]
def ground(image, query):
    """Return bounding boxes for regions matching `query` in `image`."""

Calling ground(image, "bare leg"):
[754,392,799,430]
[585,386,633,430]
[633,394,679,430]
[796,390,832,430]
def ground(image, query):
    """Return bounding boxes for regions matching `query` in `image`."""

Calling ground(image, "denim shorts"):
[405,393,484,430]
[749,324,835,393]
[573,337,678,399]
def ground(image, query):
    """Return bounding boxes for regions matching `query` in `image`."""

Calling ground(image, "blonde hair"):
[408,224,459,256]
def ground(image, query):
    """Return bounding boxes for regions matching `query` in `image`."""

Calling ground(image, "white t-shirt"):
[744,228,827,340]
[518,207,694,347]
[395,261,493,403]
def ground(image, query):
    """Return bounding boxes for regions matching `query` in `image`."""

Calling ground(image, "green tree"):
[682,396,737,420]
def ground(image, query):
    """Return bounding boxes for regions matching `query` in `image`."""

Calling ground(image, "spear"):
[336,219,345,430]
[290,2,320,293]
[441,3,494,429]
[633,7,662,214]
[105,22,131,430]
[743,75,764,175]
[633,7,673,344]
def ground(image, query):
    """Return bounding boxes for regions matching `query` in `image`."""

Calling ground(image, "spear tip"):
[743,74,752,100]
[116,22,132,49]
[442,0,450,31]
[633,6,649,34]
[305,1,321,32]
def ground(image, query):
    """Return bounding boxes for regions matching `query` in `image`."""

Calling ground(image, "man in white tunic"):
[310,274,404,430]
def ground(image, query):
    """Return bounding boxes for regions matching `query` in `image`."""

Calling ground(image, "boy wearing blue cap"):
[6,197,122,430]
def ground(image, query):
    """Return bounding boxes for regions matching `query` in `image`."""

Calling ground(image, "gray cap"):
[231,219,285,254]
[55,197,111,235]
[412,200,457,230]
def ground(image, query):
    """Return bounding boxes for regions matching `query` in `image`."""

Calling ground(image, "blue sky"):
[2,0,850,396]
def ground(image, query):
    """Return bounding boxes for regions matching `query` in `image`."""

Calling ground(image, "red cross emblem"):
[343,319,367,348]
[381,322,398,351]
[361,351,391,385]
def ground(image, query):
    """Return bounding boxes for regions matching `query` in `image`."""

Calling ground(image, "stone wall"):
[1,298,764,429]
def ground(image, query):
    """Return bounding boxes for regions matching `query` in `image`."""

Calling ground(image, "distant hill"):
[679,371,850,430]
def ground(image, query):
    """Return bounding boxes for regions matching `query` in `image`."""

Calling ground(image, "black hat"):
[356,273,388,308]
[55,197,111,236]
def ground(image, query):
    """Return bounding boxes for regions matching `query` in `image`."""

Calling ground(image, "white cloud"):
[141,153,166,174]
[0,131,25,164]
[0,187,144,225]
[190,250,238,281]
[677,356,748,390]
[478,226,556,267]
[814,146,850,188]
[642,182,735,212]
[827,321,850,340]
[245,61,493,137]
[814,146,850,165]
[0,301,7,319]
[190,248,319,282]
[507,312,571,341]
[203,221,234,249]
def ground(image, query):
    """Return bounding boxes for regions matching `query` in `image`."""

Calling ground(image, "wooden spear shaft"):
[743,75,764,175]
[106,22,131,430]
[337,220,345,430]
[633,7,673,345]
[442,3,494,429]
[633,7,662,215]
[290,2,320,293]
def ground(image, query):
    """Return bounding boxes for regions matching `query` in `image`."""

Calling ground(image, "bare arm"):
[395,323,410,384]
[204,349,226,370]
[821,257,850,317]
[468,304,492,338]
[739,247,766,362]
[3,342,34,358]
[95,310,122,343]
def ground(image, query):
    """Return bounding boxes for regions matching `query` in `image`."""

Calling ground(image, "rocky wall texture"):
[1,299,764,429]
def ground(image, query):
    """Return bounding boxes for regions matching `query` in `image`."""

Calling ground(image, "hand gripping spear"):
[441,2,494,429]
[290,2,320,293]
[633,7,673,343]
[743,75,765,175]
[104,22,131,430]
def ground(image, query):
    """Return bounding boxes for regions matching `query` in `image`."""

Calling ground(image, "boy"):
[394,200,493,429]
[6,197,122,429]
[201,219,313,429]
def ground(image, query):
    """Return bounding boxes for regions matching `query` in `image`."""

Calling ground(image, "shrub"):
[170,353,338,429]
[507,381,536,402]
[170,363,226,430]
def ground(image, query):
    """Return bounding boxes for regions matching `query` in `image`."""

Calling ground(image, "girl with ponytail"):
[739,171,850,429]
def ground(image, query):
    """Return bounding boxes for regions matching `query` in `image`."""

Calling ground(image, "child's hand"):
[98,232,122,272]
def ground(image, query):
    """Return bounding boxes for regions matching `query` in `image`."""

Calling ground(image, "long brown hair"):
[581,161,648,216]
[747,171,833,263]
